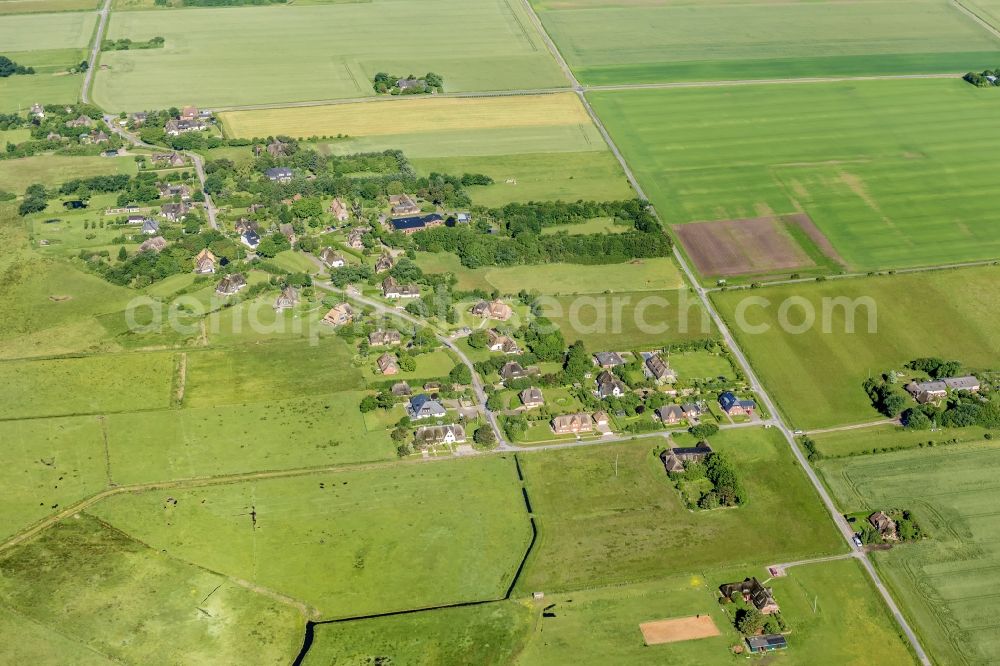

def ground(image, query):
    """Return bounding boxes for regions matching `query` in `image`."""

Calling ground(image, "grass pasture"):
[0,351,175,419]
[0,155,137,194]
[303,601,536,666]
[817,442,1000,665]
[0,416,107,540]
[590,80,1000,273]
[91,456,532,616]
[0,11,94,50]
[0,0,96,11]
[809,423,994,459]
[93,0,567,110]
[516,428,843,595]
[105,392,395,484]
[712,266,1000,429]
[534,0,1000,84]
[0,515,302,665]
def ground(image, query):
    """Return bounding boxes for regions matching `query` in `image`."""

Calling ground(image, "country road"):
[515,0,932,661]
[81,0,110,105]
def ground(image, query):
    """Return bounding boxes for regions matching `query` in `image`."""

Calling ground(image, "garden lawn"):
[93,0,567,110]
[817,441,1000,665]
[0,415,107,540]
[105,392,395,484]
[411,152,633,206]
[361,348,456,383]
[0,515,302,665]
[590,79,1000,272]
[91,456,532,616]
[669,350,733,380]
[0,351,175,419]
[516,428,844,594]
[303,601,535,666]
[711,266,1000,429]
[533,0,1000,84]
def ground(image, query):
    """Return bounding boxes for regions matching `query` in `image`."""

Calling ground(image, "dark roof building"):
[265,167,293,182]
[390,213,444,234]
[746,634,787,653]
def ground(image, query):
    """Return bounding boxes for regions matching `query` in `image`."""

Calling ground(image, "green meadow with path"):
[590,79,1000,273]
[817,441,1000,665]
[533,0,1000,84]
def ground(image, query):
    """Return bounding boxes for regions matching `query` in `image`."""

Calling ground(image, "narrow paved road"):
[81,0,111,105]
[518,1,932,661]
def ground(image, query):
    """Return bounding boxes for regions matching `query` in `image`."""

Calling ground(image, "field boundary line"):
[951,0,1000,40]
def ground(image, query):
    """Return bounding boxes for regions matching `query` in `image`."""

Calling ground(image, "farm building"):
[746,635,787,653]
[906,376,980,403]
[389,193,420,216]
[869,511,897,540]
[390,213,444,235]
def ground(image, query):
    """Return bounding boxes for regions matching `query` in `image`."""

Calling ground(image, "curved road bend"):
[515,0,932,661]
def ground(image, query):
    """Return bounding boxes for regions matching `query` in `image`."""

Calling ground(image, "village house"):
[158,182,192,200]
[368,329,402,346]
[265,139,289,157]
[31,103,45,119]
[90,130,110,144]
[500,361,530,382]
[273,286,298,311]
[377,353,399,376]
[396,78,426,91]
[265,167,293,183]
[471,299,513,321]
[719,578,780,615]
[102,149,121,158]
[592,411,610,428]
[65,115,93,128]
[160,202,189,222]
[656,404,685,425]
[593,352,626,369]
[329,198,350,222]
[346,227,366,249]
[382,276,420,299]
[240,227,261,249]
[520,388,544,409]
[389,193,420,216]
[414,424,466,448]
[319,247,345,268]
[681,403,702,423]
[165,119,205,136]
[869,511,898,540]
[234,219,257,235]
[551,413,595,436]
[487,329,520,354]
[193,248,217,274]
[452,211,471,225]
[375,254,393,273]
[138,236,168,253]
[215,273,247,296]
[46,132,65,142]
[322,303,353,326]
[645,354,676,382]
[719,391,756,416]
[141,219,159,235]
[152,152,185,167]
[278,223,297,245]
[407,394,447,420]
[391,213,444,235]
[180,106,199,120]
[660,443,712,473]
[391,381,412,397]
[129,111,146,125]
[596,370,627,399]
[127,214,146,225]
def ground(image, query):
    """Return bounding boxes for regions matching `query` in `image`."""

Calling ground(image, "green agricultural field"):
[965,0,1000,32]
[0,515,303,665]
[181,338,365,408]
[591,80,1000,272]
[712,267,1000,429]
[0,351,175,419]
[817,442,1000,665]
[303,601,536,666]
[0,416,107,540]
[411,152,634,206]
[516,428,844,594]
[809,423,994,459]
[0,605,114,666]
[0,69,84,112]
[105,392,395,484]
[538,289,714,349]
[0,155,136,194]
[93,0,567,110]
[415,252,685,295]
[0,11,94,50]
[534,0,1000,84]
[0,0,96,12]
[91,456,532,616]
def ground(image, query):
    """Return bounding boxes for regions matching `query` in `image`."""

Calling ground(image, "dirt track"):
[640,615,720,645]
